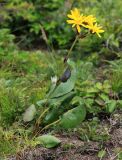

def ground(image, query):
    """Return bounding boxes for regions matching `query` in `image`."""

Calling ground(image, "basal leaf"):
[60,105,86,129]
[36,135,61,148]
[23,104,36,122]
[44,107,59,124]
[49,91,75,106]
[50,69,77,98]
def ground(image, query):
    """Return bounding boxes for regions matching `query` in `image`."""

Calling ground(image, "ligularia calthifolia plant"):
[34,8,105,133]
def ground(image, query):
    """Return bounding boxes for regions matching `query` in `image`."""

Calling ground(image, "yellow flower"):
[67,8,85,33]
[87,23,104,37]
[82,15,96,27]
[67,8,104,37]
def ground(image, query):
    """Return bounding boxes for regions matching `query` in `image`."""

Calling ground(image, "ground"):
[8,112,122,160]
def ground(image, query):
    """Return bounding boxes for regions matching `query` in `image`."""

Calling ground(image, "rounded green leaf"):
[60,105,86,129]
[23,104,36,122]
[98,149,106,158]
[106,100,116,113]
[36,135,61,148]
[44,107,59,124]
[95,82,103,90]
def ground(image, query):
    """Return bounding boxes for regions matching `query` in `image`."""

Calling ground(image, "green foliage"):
[74,77,118,115]
[60,105,86,129]
[35,134,61,148]
[23,104,36,122]
[0,29,16,51]
[0,79,26,127]
[0,127,37,157]
[35,60,119,131]
[0,50,55,77]
[117,151,122,160]
[98,149,106,159]
[107,59,122,94]
[50,68,77,98]
[78,118,109,142]
[76,0,122,58]
[1,0,122,57]
[43,92,75,124]
[0,1,122,158]
[1,0,72,48]
[0,129,17,157]
[0,46,58,127]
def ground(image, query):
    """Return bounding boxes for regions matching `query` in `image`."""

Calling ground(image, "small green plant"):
[78,118,109,142]
[0,29,16,52]
[28,8,121,134]
[75,80,118,114]
[26,8,106,134]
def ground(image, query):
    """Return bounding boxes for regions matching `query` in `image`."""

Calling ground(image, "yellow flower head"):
[82,15,96,27]
[67,8,85,33]
[67,8,104,37]
[87,23,104,37]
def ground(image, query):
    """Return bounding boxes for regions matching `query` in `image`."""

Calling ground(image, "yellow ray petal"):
[97,33,101,38]
[72,24,76,27]
[76,25,81,33]
[67,14,74,19]
[98,29,104,33]
[74,8,80,17]
[67,20,75,24]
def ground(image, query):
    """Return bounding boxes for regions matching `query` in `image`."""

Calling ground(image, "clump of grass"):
[107,59,122,94]
[0,128,17,157]
[78,118,109,142]
[0,127,37,158]
[0,50,59,128]
[0,79,26,127]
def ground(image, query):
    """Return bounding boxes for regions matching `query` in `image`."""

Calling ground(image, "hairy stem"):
[66,35,79,60]
[40,119,60,132]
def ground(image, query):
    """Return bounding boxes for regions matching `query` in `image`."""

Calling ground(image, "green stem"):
[33,107,49,135]
[40,119,60,132]
[36,107,49,126]
[67,35,79,59]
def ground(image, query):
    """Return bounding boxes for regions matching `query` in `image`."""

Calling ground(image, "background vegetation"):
[0,0,122,159]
